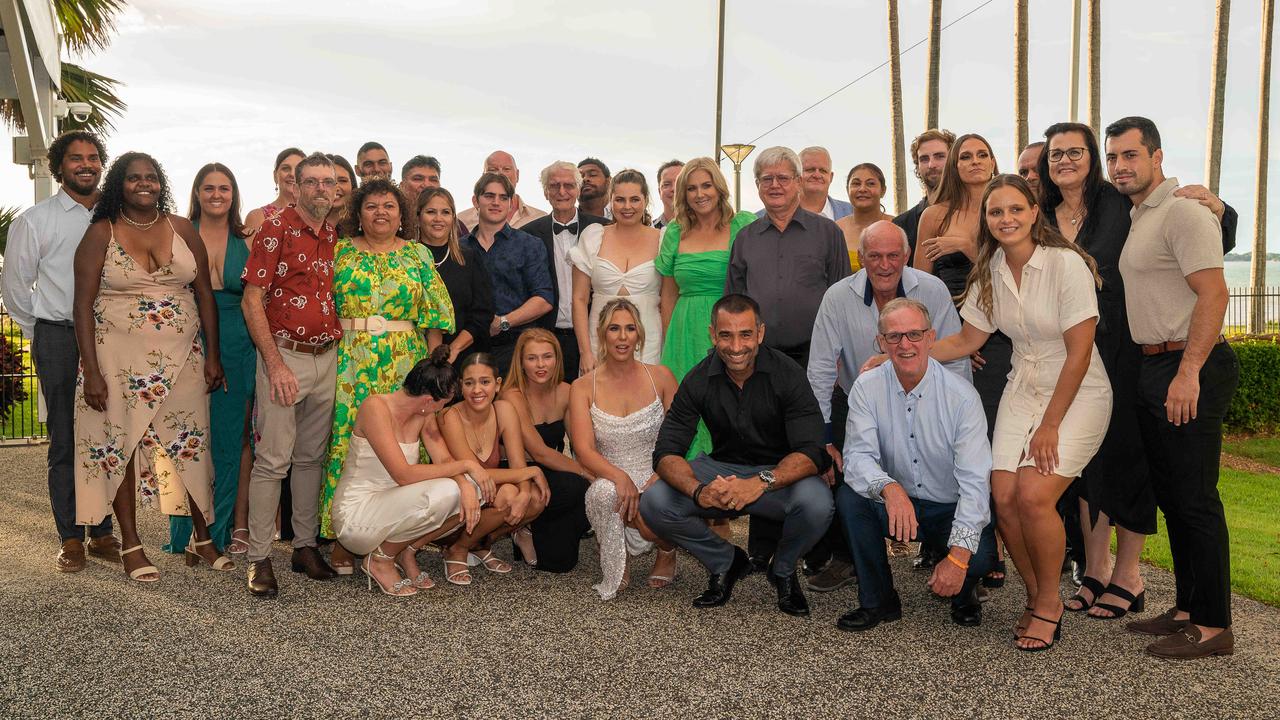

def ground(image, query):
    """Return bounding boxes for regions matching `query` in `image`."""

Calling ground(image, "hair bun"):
[429,344,451,367]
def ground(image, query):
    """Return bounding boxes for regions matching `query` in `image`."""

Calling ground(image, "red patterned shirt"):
[241,206,342,344]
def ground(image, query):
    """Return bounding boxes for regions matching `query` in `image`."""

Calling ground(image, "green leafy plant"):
[0,333,29,425]
[1226,336,1280,433]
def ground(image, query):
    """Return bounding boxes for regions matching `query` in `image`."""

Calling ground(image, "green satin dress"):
[655,210,757,458]
[167,230,255,552]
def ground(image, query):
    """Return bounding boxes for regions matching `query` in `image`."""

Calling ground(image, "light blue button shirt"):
[1,189,94,337]
[843,357,992,552]
[808,266,969,424]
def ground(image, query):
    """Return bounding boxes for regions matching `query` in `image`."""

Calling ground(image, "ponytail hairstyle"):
[403,345,459,401]
[609,168,653,226]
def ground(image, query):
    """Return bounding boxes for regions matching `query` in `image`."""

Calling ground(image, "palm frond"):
[58,61,126,132]
[54,0,126,55]
[0,205,25,257]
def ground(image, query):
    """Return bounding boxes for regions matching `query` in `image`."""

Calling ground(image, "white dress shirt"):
[551,212,581,329]
[1,189,95,337]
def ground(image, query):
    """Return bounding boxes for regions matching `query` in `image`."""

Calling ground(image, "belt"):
[1140,336,1226,356]
[339,316,416,336]
[35,318,74,328]
[274,336,338,355]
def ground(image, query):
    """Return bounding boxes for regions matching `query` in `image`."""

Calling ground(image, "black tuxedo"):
[519,212,607,381]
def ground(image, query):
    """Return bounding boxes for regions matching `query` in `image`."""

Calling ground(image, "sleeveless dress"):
[319,239,455,538]
[567,224,663,364]
[583,366,665,600]
[331,434,461,555]
[75,221,214,525]
[654,211,755,459]
[167,229,255,551]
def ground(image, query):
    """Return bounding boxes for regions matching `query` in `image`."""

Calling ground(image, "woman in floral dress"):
[320,179,454,571]
[73,152,229,582]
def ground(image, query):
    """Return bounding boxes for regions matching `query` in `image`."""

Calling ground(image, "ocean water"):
[1224,260,1279,288]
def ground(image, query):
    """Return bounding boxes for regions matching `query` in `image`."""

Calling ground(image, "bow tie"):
[553,221,579,235]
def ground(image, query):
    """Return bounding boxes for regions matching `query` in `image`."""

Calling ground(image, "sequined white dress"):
[584,366,665,601]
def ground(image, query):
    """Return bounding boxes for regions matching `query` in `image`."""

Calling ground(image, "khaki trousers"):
[246,346,336,562]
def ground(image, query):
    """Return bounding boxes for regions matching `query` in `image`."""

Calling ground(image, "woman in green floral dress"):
[321,179,454,570]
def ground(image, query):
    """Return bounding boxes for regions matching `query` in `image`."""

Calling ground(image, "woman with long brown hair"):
[244,147,305,233]
[416,187,494,365]
[835,162,895,272]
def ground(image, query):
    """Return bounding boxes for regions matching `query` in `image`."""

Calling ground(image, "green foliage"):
[0,333,29,425]
[1226,337,1280,433]
[0,206,21,257]
[54,0,125,54]
[1224,436,1280,468]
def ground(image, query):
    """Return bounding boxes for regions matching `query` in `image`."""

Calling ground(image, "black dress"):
[1048,183,1156,534]
[526,418,590,573]
[425,242,494,358]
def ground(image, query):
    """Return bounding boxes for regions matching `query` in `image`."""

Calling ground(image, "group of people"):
[0,115,1240,660]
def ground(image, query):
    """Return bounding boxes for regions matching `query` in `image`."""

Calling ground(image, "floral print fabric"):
[318,239,455,537]
[75,227,214,525]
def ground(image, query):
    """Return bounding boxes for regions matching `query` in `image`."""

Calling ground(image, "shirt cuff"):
[947,524,981,554]
[866,477,895,503]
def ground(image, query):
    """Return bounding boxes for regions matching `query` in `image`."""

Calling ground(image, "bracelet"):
[944,553,969,571]
[692,484,706,506]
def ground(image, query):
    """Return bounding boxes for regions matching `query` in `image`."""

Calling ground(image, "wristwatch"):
[759,469,777,491]
[498,316,510,333]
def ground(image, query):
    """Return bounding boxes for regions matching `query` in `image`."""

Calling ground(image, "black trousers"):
[551,327,581,384]
[1136,342,1238,628]
[32,320,113,542]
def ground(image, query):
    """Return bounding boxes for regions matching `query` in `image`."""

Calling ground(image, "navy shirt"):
[461,224,553,326]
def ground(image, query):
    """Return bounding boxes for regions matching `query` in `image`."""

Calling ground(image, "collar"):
[764,205,812,232]
[994,243,1047,277]
[706,344,776,377]
[889,356,938,399]
[1141,177,1180,209]
[552,211,580,229]
[466,223,514,244]
[858,270,908,307]
[280,206,333,237]
[55,188,91,213]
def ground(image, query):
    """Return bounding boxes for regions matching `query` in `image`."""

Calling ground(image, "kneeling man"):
[836,298,996,631]
[641,294,834,616]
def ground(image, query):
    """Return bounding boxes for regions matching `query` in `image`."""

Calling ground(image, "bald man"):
[457,150,548,231]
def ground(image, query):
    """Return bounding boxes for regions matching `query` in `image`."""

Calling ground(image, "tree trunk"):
[1087,0,1102,138]
[1015,0,1029,155]
[925,0,942,130]
[1205,1,1232,195]
[1251,0,1275,332]
[888,0,908,214]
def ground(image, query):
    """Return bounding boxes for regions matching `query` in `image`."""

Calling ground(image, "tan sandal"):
[648,547,678,588]
[227,528,250,557]
[395,546,434,590]
[475,549,511,574]
[444,559,472,586]
[185,537,235,571]
[122,545,159,583]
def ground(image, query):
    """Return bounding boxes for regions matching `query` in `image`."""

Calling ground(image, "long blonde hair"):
[505,328,564,397]
[960,174,1101,319]
[673,157,734,231]
[595,298,645,363]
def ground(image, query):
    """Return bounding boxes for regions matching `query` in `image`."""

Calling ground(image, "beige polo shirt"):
[457,195,547,232]
[1118,177,1223,345]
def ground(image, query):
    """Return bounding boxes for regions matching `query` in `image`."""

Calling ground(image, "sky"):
[2,0,1278,254]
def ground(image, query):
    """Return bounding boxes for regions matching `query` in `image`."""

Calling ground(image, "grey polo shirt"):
[725,207,851,350]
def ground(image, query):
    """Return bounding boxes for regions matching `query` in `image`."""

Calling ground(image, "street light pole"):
[715,0,726,162]
[720,144,756,212]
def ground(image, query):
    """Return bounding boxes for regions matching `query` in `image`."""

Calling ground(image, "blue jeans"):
[639,455,833,578]
[836,483,996,610]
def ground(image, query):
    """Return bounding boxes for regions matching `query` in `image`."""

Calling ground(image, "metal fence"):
[1226,286,1280,336]
[0,312,45,444]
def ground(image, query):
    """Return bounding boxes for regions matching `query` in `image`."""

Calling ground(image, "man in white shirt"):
[653,159,684,229]
[1,131,119,572]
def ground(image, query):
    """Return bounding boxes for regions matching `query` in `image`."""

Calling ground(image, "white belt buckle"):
[366,314,388,336]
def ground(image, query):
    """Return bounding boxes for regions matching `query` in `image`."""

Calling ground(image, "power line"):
[745,0,997,146]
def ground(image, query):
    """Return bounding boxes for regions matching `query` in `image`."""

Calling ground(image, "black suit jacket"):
[521,212,609,329]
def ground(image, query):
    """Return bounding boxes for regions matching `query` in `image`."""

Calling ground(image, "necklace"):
[1062,202,1086,227]
[432,244,450,267]
[122,209,162,230]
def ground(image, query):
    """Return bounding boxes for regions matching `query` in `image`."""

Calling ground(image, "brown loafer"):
[56,539,86,573]
[1147,625,1234,660]
[1126,606,1189,636]
[87,535,122,563]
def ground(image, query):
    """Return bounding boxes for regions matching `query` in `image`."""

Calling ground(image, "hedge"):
[1226,335,1280,433]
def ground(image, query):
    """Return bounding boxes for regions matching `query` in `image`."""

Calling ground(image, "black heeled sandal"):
[1015,610,1063,652]
[1065,576,1107,612]
[982,559,1006,588]
[1090,584,1145,620]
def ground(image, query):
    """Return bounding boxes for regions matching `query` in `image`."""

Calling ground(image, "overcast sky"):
[2,0,1277,252]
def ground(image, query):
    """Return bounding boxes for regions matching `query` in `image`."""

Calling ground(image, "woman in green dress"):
[656,157,757,459]
[167,163,255,554]
[321,179,455,572]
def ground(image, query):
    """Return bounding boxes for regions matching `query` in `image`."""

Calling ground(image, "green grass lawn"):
[1140,468,1280,607]
[1224,436,1280,468]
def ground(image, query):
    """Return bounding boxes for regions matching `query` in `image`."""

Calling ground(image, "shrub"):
[1226,335,1280,433]
[0,331,28,424]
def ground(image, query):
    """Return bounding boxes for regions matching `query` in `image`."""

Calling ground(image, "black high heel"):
[1015,609,1064,652]
[1065,576,1107,612]
[1090,584,1145,619]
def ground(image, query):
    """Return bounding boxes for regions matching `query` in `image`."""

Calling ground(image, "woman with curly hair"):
[320,177,455,573]
[72,151,229,582]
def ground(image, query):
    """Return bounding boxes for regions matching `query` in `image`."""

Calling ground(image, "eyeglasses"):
[1048,147,1087,163]
[880,329,928,344]
[299,178,337,189]
[547,183,578,192]
[757,174,796,187]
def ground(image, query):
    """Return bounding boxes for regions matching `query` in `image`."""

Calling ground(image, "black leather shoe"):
[836,598,902,632]
[951,602,983,626]
[291,546,337,580]
[247,559,278,598]
[693,546,751,608]
[912,545,942,571]
[748,552,771,575]
[771,572,811,617]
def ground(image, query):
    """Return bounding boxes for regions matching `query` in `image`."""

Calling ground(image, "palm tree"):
[1014,0,1029,155]
[925,0,942,130]
[1,0,127,134]
[0,205,21,258]
[1086,0,1101,138]
[1205,0,1231,195]
[887,0,908,214]
[1250,0,1274,329]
